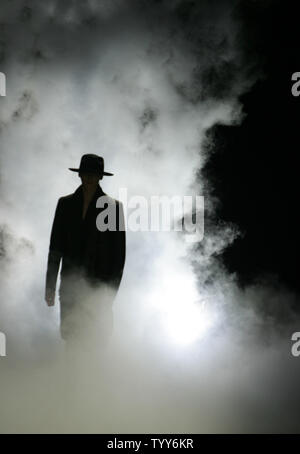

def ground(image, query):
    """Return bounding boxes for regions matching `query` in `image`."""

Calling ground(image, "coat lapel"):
[72,184,106,222]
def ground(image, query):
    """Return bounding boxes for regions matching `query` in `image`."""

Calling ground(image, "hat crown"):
[79,154,104,173]
[69,154,114,176]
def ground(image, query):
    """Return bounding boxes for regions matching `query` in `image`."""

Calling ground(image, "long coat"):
[45,184,126,340]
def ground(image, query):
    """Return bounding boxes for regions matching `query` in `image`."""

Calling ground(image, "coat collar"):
[72,184,107,222]
[74,184,106,200]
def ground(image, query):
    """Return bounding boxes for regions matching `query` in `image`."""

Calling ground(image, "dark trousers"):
[59,274,114,350]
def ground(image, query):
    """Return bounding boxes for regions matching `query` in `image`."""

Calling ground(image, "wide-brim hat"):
[69,154,113,176]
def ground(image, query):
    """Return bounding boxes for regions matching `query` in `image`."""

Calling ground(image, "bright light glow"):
[165,302,213,346]
[150,265,214,346]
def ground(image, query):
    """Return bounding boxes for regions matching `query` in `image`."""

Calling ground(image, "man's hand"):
[45,288,55,306]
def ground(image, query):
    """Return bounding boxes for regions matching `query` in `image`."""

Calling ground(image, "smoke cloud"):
[0,0,299,433]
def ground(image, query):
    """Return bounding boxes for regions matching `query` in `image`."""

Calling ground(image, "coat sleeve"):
[45,198,65,295]
[111,201,126,289]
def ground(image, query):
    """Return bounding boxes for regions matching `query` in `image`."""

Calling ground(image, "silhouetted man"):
[45,154,126,347]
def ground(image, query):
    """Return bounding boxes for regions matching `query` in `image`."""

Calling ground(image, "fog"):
[0,0,300,433]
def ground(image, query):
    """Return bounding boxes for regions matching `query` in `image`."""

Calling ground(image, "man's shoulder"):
[59,193,74,202]
[55,191,79,214]
[57,185,83,204]
[57,193,75,205]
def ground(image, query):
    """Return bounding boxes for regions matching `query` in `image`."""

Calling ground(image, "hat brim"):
[68,168,114,176]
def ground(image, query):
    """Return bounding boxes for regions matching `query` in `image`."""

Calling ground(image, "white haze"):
[0,0,300,433]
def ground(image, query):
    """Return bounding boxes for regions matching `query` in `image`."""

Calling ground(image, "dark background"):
[202,1,300,295]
